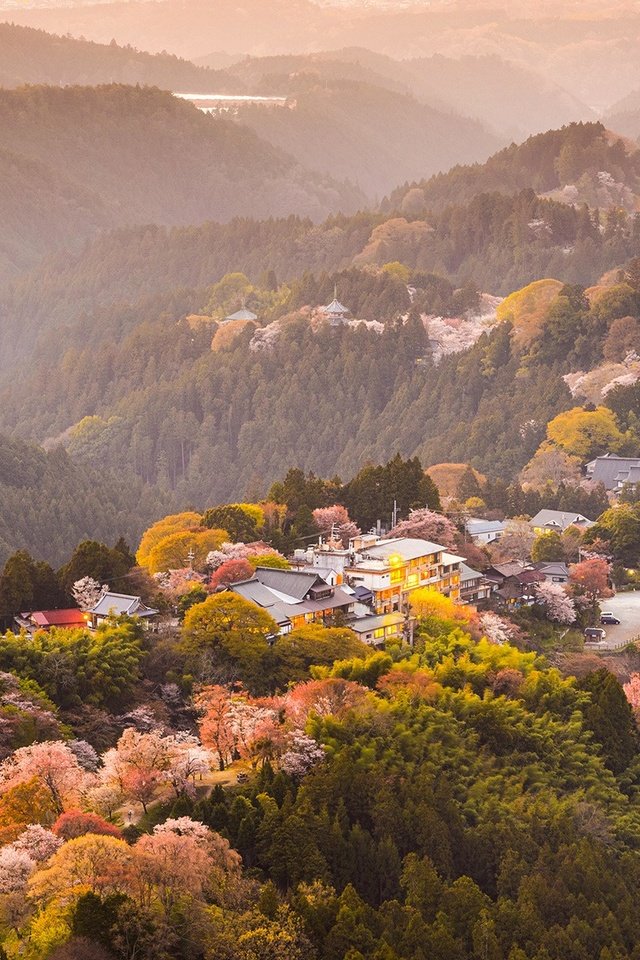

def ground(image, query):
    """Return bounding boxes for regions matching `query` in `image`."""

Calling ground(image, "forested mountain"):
[220,48,591,141]
[237,80,500,198]
[1,244,639,513]
[0,84,364,281]
[385,121,640,213]
[0,23,235,90]
[3,121,638,370]
[0,434,168,567]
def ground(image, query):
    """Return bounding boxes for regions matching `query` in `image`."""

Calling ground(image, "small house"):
[89,592,159,629]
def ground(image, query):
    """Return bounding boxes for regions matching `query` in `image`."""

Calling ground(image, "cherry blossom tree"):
[0,741,87,815]
[195,685,237,770]
[154,817,242,874]
[312,505,360,547]
[479,612,522,646]
[71,576,107,611]
[135,832,211,913]
[209,558,255,589]
[226,697,280,766]
[285,678,367,726]
[280,732,325,779]
[534,581,576,624]
[0,845,34,893]
[11,824,62,862]
[568,557,613,599]
[83,780,124,820]
[52,810,123,841]
[100,728,170,814]
[68,740,100,772]
[163,734,212,798]
[389,508,457,548]
[624,674,640,715]
[196,685,281,768]
[489,519,535,562]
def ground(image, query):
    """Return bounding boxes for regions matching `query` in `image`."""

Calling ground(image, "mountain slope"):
[4,2,640,110]
[385,121,640,213]
[0,84,365,281]
[236,79,501,198]
[0,433,168,567]
[0,22,236,90]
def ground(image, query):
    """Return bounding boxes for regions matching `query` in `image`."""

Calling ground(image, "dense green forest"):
[1,254,639,515]
[0,84,364,281]
[0,434,168,568]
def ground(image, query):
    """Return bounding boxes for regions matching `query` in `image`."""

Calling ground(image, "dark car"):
[600,613,621,625]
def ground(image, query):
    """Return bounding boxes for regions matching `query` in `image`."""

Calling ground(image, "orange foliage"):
[425,463,486,498]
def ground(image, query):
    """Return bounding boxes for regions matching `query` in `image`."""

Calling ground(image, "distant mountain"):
[0,84,364,281]
[385,121,640,214]
[223,49,592,142]
[0,22,238,91]
[399,55,594,140]
[235,79,501,199]
[4,1,640,110]
[603,90,640,141]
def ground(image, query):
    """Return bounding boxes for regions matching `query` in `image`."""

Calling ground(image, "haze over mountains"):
[4,0,640,111]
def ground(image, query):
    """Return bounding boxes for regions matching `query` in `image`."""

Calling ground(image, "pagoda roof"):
[323,298,349,315]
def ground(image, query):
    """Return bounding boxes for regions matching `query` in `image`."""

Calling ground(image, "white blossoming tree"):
[534,581,576,625]
[71,576,108,612]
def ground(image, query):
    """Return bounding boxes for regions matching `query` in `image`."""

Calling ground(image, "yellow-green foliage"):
[496,278,564,346]
[137,512,203,567]
[144,528,227,574]
[546,405,625,459]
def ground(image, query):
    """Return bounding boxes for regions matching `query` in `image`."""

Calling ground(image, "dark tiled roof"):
[253,567,323,601]
[589,456,640,492]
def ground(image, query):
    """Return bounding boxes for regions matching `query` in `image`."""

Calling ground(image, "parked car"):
[600,613,621,625]
[584,627,606,641]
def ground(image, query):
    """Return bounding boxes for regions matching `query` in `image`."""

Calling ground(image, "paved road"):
[587,591,640,650]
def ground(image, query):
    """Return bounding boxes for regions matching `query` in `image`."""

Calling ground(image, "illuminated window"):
[406,574,418,587]
[374,628,385,639]
[390,568,404,583]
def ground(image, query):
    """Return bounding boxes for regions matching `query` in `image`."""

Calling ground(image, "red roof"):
[28,609,87,627]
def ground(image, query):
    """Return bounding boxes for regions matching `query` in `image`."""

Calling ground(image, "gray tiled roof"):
[91,592,158,618]
[589,455,640,492]
[253,567,322,601]
[466,519,506,535]
[460,563,483,583]
[230,577,353,625]
[530,509,593,531]
[224,308,258,322]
